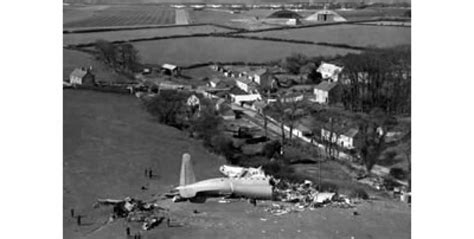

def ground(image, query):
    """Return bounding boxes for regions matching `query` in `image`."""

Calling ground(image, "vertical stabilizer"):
[179,153,196,186]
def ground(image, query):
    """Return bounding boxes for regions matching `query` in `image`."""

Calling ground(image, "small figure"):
[250,199,257,207]
[148,169,153,179]
[77,215,82,226]
[70,208,75,218]
[126,227,130,236]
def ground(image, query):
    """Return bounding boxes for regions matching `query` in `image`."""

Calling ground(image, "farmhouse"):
[161,64,180,76]
[317,62,343,82]
[69,67,95,86]
[265,10,302,25]
[313,81,340,104]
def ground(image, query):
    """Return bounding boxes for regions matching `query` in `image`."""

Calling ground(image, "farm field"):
[133,37,359,66]
[336,7,410,21]
[63,49,130,83]
[64,5,176,28]
[241,24,411,48]
[63,25,231,45]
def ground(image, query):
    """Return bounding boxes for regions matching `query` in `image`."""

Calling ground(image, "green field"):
[241,24,411,48]
[64,5,176,28]
[63,25,231,45]
[133,37,359,66]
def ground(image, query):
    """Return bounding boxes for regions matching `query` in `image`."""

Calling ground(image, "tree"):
[116,43,140,72]
[299,62,322,84]
[95,39,116,66]
[142,90,190,128]
[280,53,308,74]
[357,121,387,173]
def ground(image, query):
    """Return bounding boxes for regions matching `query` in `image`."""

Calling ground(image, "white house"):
[248,68,268,85]
[69,67,95,85]
[313,81,339,104]
[235,77,259,94]
[321,127,361,150]
[317,62,343,82]
[230,93,262,105]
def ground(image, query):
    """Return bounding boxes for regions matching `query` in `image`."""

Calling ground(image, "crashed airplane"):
[174,154,274,202]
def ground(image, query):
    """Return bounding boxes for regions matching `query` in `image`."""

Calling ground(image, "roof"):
[314,81,338,92]
[267,10,302,19]
[210,78,222,84]
[236,76,253,85]
[70,68,90,78]
[162,64,178,70]
[343,128,359,138]
[229,86,248,95]
[249,68,267,76]
[317,62,343,76]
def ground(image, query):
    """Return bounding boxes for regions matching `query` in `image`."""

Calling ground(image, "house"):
[247,68,268,85]
[317,62,343,82]
[161,64,180,76]
[229,87,262,105]
[313,81,340,104]
[274,74,301,88]
[321,127,361,150]
[280,92,304,103]
[209,78,222,88]
[221,109,236,120]
[235,76,259,94]
[69,67,95,85]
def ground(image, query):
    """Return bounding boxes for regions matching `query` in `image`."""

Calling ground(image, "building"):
[247,68,268,85]
[313,81,340,104]
[235,76,259,94]
[321,127,361,150]
[161,64,180,76]
[69,67,95,85]
[317,62,343,82]
[305,10,347,22]
[209,78,222,88]
[229,87,262,105]
[280,92,304,103]
[221,109,236,121]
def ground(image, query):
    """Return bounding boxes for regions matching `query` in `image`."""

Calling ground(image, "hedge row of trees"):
[94,40,141,73]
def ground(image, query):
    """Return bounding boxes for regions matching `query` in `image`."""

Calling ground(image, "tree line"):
[94,40,141,74]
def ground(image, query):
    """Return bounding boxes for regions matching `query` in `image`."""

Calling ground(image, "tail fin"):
[179,153,196,186]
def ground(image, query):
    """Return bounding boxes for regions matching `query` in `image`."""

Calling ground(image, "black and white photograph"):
[6,0,474,239]
[62,1,411,238]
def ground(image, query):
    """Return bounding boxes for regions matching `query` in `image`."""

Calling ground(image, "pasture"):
[64,5,176,28]
[241,24,411,48]
[132,37,359,66]
[63,25,231,45]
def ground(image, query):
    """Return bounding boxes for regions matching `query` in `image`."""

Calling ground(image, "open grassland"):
[64,5,176,28]
[63,49,130,83]
[64,89,410,239]
[133,37,359,66]
[63,25,231,45]
[241,24,411,48]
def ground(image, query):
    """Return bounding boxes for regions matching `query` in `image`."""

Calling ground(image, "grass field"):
[63,49,130,83]
[63,25,231,45]
[241,24,411,48]
[64,5,176,28]
[133,37,359,66]
[64,89,410,239]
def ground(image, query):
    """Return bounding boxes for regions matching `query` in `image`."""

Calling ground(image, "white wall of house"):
[230,93,261,105]
[314,89,329,104]
[70,76,82,85]
[236,80,249,93]
[321,129,355,149]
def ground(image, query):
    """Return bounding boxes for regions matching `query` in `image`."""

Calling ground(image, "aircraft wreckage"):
[169,154,352,208]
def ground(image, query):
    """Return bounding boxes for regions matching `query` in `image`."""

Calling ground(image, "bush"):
[349,188,369,200]
[389,167,407,180]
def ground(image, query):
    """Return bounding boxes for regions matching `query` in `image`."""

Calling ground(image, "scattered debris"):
[95,197,171,231]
